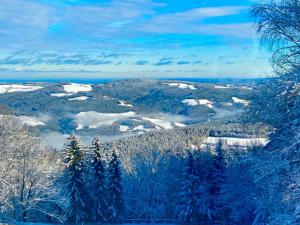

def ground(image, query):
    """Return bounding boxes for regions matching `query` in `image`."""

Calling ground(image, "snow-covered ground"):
[165,82,197,90]
[119,100,133,107]
[74,111,136,130]
[133,125,146,131]
[182,99,213,108]
[18,116,46,127]
[174,122,186,127]
[203,137,268,147]
[63,83,92,94]
[69,96,89,101]
[232,97,250,106]
[0,115,47,127]
[120,125,130,132]
[142,116,185,130]
[214,85,231,89]
[240,86,253,90]
[142,117,174,130]
[0,84,43,94]
[50,93,73,97]
[222,102,233,106]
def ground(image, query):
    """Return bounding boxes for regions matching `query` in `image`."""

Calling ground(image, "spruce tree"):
[208,140,226,220]
[90,137,107,222]
[178,151,196,225]
[107,144,124,223]
[62,135,88,223]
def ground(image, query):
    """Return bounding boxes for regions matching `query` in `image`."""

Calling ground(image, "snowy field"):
[232,97,250,106]
[214,85,231,89]
[69,96,89,101]
[182,99,214,108]
[164,82,197,90]
[0,84,43,94]
[63,83,92,94]
[50,93,73,97]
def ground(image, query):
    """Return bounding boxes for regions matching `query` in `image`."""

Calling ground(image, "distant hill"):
[0,79,259,148]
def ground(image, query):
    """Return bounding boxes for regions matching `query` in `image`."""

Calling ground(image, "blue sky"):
[0,0,273,79]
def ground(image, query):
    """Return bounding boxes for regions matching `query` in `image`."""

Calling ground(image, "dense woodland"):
[0,115,265,224]
[1,0,300,224]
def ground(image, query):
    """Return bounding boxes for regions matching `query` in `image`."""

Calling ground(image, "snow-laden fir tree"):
[62,135,89,223]
[193,150,213,222]
[178,151,196,225]
[208,140,226,221]
[90,136,107,222]
[107,143,124,223]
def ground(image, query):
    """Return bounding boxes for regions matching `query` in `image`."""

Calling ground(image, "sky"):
[0,0,273,79]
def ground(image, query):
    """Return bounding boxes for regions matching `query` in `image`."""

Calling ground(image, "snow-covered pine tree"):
[208,140,226,220]
[62,135,89,223]
[193,150,213,222]
[90,136,107,222]
[177,151,196,225]
[107,143,124,223]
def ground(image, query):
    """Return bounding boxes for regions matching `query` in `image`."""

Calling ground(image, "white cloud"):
[151,6,248,23]
[0,0,53,27]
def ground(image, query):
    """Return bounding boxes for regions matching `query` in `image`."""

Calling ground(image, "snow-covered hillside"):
[63,83,92,94]
[182,99,214,108]
[0,84,43,94]
[164,82,197,90]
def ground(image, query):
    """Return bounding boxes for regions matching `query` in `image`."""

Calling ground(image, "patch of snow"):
[222,102,233,106]
[103,95,114,99]
[51,93,73,97]
[174,122,186,127]
[133,125,145,131]
[165,82,197,90]
[142,117,173,130]
[240,86,253,90]
[182,99,213,108]
[69,96,89,101]
[119,125,129,132]
[18,116,45,127]
[0,84,43,94]
[63,83,92,94]
[190,144,200,150]
[232,97,250,106]
[214,85,231,89]
[74,111,136,130]
[0,114,50,127]
[119,100,133,107]
[203,137,268,147]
